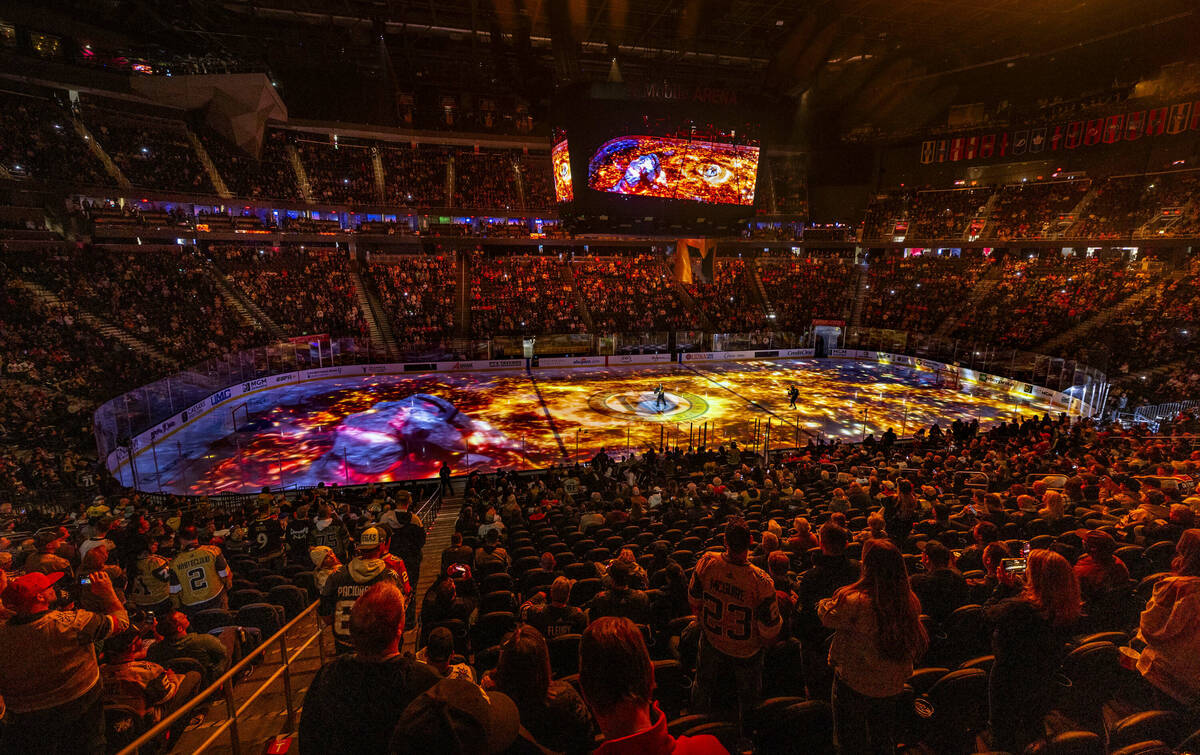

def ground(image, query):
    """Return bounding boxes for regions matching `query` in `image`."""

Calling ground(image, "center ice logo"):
[587,389,709,422]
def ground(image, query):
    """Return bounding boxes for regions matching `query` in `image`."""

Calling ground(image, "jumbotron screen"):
[552,85,764,232]
[551,137,573,203]
[587,131,759,206]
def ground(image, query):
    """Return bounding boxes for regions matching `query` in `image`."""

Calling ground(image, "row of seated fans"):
[572,256,693,332]
[684,259,768,332]
[861,170,1200,242]
[468,251,586,336]
[755,255,856,330]
[412,478,1195,753]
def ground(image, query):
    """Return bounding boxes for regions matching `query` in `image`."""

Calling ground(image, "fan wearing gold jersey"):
[168,526,232,616]
[688,518,781,732]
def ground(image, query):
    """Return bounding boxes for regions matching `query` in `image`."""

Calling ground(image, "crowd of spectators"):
[6,245,256,364]
[756,255,856,330]
[213,245,368,339]
[861,254,988,333]
[909,189,991,239]
[988,180,1090,240]
[951,255,1150,349]
[516,154,555,211]
[280,411,1200,754]
[0,89,108,186]
[468,252,586,337]
[452,150,522,210]
[574,255,693,332]
[293,139,378,206]
[83,108,214,195]
[196,128,301,201]
[684,258,767,332]
[861,191,911,241]
[380,146,449,208]
[364,255,457,351]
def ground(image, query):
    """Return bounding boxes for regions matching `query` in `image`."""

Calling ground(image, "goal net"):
[934,366,961,390]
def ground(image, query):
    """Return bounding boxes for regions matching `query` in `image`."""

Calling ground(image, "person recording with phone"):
[983,549,1082,752]
[0,569,130,754]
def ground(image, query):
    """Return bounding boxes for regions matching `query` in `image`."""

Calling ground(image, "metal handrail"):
[119,600,325,755]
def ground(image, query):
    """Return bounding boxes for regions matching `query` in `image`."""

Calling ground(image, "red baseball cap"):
[2,571,63,612]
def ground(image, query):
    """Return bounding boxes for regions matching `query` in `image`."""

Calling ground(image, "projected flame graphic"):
[552,140,573,203]
[113,360,1058,496]
[587,136,759,205]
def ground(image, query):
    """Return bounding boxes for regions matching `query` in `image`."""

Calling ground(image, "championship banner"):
[1146,107,1168,136]
[1065,121,1084,149]
[979,133,996,158]
[1125,111,1146,140]
[1049,125,1065,151]
[916,98,1200,164]
[1012,130,1028,155]
[1103,114,1124,143]
[1167,102,1191,134]
[1029,127,1046,153]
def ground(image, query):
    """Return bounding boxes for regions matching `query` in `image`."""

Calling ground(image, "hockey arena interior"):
[0,1,1199,753]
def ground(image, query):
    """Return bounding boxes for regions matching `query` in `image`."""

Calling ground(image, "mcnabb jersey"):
[169,547,229,607]
[689,552,781,658]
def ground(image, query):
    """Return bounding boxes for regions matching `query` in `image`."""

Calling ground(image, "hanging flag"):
[997,132,1010,156]
[920,141,935,164]
[979,133,996,158]
[1029,127,1046,153]
[1049,125,1065,150]
[1190,101,1200,131]
[950,137,964,161]
[965,135,979,160]
[1084,119,1103,146]
[1103,114,1124,143]
[1167,102,1191,134]
[1146,107,1168,135]
[1065,121,1084,149]
[1125,111,1146,140]
[1012,130,1029,155]
[936,140,949,162]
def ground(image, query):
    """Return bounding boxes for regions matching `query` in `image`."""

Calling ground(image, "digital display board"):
[551,138,573,203]
[587,135,758,205]
[552,84,764,233]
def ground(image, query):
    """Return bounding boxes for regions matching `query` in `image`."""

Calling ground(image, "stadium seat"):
[192,608,236,634]
[256,574,290,591]
[471,611,517,652]
[237,603,285,638]
[480,590,517,614]
[104,705,147,752]
[921,667,989,752]
[482,573,514,594]
[651,659,690,719]
[548,633,582,679]
[268,584,310,620]
[1107,711,1190,751]
[682,721,738,751]
[229,588,265,610]
[757,700,835,755]
[1028,730,1105,755]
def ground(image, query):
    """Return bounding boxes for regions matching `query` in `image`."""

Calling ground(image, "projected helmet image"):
[587,135,759,205]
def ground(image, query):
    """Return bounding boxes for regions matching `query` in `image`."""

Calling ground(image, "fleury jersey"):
[249,517,283,557]
[169,547,229,607]
[688,551,782,658]
[131,555,173,608]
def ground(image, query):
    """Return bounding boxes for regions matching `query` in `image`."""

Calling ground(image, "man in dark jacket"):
[300,583,439,754]
[794,523,859,699]
[909,541,970,624]
[587,560,651,624]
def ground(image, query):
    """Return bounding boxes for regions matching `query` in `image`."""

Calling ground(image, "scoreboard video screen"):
[552,84,764,233]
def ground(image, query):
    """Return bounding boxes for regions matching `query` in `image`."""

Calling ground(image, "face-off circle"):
[587,389,709,422]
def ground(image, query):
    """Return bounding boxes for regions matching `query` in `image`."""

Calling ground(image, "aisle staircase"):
[446,154,457,208]
[186,128,232,199]
[204,258,289,341]
[563,261,594,331]
[512,158,527,210]
[932,263,1004,338]
[73,117,131,190]
[750,259,776,321]
[370,149,387,204]
[285,145,314,202]
[847,263,870,328]
[969,191,1002,240]
[406,495,463,649]
[672,274,714,331]
[454,250,471,338]
[351,262,402,360]
[12,279,174,367]
[1033,282,1162,354]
